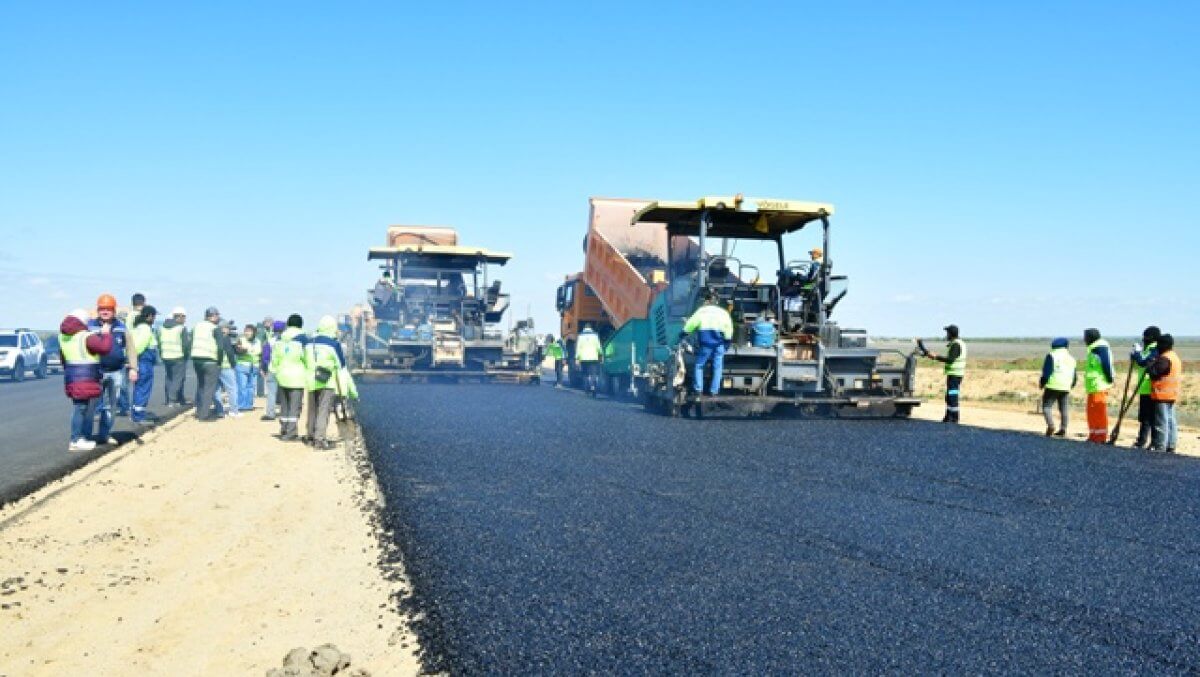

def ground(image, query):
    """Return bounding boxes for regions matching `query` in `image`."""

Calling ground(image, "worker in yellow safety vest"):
[159,307,190,406]
[680,291,734,398]
[129,306,159,425]
[923,324,967,424]
[1039,337,1077,437]
[575,324,604,397]
[271,314,309,441]
[1082,328,1115,443]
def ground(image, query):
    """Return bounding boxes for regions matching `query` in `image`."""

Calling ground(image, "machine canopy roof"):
[368,244,512,267]
[632,196,834,238]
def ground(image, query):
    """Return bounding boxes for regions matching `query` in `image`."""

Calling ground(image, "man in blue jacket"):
[87,293,135,445]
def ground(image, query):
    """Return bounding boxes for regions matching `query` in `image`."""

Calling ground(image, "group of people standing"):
[926,324,1184,453]
[59,294,357,452]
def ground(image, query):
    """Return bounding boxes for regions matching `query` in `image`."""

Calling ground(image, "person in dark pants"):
[159,307,191,405]
[923,324,967,423]
[1130,326,1161,448]
[191,307,223,421]
[1039,337,1077,436]
[271,314,308,441]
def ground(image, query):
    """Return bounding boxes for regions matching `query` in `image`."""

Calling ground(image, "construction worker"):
[60,308,114,452]
[117,292,146,414]
[1147,333,1182,453]
[575,324,604,396]
[544,334,565,388]
[235,324,261,412]
[129,306,159,426]
[1130,326,1161,448]
[88,294,134,443]
[681,291,734,398]
[212,320,241,418]
[260,320,285,421]
[191,307,223,421]
[923,324,967,423]
[1083,328,1116,443]
[1039,337,1077,437]
[256,316,273,398]
[159,307,190,406]
[272,314,308,441]
[305,315,354,450]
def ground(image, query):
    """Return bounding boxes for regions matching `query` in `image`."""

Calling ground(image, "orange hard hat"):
[810,247,824,258]
[97,293,117,309]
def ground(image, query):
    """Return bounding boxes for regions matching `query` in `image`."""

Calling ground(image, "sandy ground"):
[0,406,420,676]
[913,399,1200,456]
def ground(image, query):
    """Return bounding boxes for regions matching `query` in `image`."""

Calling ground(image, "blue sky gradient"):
[1,2,1196,336]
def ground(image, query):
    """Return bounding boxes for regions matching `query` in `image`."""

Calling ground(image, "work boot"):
[1054,429,1066,437]
[1045,427,1054,437]
[942,413,952,423]
[68,438,96,453]
[260,414,275,421]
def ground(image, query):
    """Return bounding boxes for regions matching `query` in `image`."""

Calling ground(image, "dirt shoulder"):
[0,408,419,675]
[913,399,1200,456]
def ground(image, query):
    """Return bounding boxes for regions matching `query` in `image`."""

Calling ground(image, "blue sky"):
[1,2,1196,337]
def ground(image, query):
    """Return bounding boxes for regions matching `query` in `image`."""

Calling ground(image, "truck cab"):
[555,273,611,387]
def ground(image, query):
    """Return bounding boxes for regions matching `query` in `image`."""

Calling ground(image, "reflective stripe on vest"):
[1152,352,1183,402]
[1137,341,1157,395]
[191,320,218,360]
[160,325,185,360]
[60,331,100,384]
[1045,347,1076,391]
[944,339,967,376]
[1084,339,1112,393]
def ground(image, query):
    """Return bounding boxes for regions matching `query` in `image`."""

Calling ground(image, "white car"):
[0,328,49,382]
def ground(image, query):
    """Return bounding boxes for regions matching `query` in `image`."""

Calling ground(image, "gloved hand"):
[1132,341,1143,354]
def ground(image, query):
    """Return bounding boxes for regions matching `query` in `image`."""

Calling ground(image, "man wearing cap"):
[87,294,135,444]
[212,319,241,418]
[191,307,224,421]
[159,307,191,406]
[1039,337,1077,437]
[680,291,735,399]
[923,324,967,424]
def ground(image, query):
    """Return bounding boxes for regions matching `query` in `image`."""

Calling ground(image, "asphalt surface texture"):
[359,380,1200,674]
[0,365,185,505]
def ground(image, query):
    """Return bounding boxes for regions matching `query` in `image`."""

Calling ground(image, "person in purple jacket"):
[260,320,285,421]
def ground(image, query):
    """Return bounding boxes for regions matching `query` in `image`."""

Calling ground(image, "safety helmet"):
[172,306,187,316]
[96,293,117,309]
[809,247,823,258]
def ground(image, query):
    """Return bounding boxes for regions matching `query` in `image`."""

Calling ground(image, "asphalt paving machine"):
[351,226,540,382]
[584,195,919,417]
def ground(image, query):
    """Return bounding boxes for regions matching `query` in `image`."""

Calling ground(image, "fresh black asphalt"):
[0,365,183,505]
[359,381,1200,674]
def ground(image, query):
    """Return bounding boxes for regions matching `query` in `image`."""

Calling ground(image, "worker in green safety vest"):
[159,307,191,406]
[271,314,309,441]
[235,324,262,412]
[1039,337,1077,437]
[1082,328,1116,443]
[922,324,967,423]
[544,334,565,388]
[129,306,159,425]
[1129,325,1161,449]
[191,307,223,421]
[575,324,604,397]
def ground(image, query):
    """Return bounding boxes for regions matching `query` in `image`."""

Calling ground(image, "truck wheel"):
[35,357,48,379]
[893,404,913,419]
[11,359,24,382]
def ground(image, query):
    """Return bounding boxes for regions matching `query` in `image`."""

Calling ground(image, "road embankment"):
[0,408,419,676]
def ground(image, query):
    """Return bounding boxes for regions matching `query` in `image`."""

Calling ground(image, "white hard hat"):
[172,306,187,316]
[70,308,90,323]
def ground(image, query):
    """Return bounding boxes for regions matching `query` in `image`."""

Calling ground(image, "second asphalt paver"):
[359,381,1200,674]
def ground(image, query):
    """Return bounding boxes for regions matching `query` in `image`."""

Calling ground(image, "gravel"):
[359,381,1200,674]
